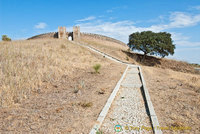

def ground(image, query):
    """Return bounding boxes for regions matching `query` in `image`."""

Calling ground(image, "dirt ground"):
[80,36,197,74]
[80,36,200,133]
[1,36,199,133]
[0,39,126,133]
[142,66,200,134]
[80,35,135,64]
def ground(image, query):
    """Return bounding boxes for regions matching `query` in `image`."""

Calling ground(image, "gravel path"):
[101,67,153,134]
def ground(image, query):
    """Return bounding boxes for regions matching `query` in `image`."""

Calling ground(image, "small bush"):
[93,64,101,73]
[79,102,93,108]
[96,129,103,134]
[126,56,129,61]
[2,35,11,41]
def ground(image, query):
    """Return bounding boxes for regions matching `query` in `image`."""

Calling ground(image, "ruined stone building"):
[57,26,80,41]
[27,26,126,46]
[58,26,67,39]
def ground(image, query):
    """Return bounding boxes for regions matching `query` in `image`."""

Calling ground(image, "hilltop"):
[0,33,199,133]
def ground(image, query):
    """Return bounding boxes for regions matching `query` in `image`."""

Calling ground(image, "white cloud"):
[34,22,47,29]
[78,20,141,42]
[77,20,169,42]
[76,11,200,46]
[171,32,200,47]
[76,16,96,22]
[142,12,200,31]
[192,5,200,10]
[171,32,190,41]
[168,12,200,28]
[175,40,200,47]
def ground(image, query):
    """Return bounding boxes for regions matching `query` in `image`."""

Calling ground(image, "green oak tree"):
[127,31,175,61]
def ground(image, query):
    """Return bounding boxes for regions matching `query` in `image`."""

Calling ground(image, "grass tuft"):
[93,64,101,73]
[79,102,93,108]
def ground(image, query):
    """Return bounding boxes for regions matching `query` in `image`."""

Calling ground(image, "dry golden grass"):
[0,39,112,107]
[0,39,126,133]
[80,35,136,63]
[142,66,200,133]
[80,35,198,74]
[143,66,200,91]
[80,35,200,133]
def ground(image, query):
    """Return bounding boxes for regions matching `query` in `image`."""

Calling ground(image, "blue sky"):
[0,0,200,64]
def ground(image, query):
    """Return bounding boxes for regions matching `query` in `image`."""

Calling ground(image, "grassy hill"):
[80,35,200,133]
[80,35,199,74]
[0,39,125,133]
[0,34,199,133]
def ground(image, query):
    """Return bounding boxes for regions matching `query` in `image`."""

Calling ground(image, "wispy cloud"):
[191,5,200,10]
[34,22,47,29]
[78,20,138,42]
[76,11,200,47]
[106,10,113,13]
[76,16,96,22]
[106,6,127,13]
[168,12,200,28]
[171,32,200,47]
[144,12,200,31]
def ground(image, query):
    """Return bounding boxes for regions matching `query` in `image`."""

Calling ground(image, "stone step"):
[128,68,139,74]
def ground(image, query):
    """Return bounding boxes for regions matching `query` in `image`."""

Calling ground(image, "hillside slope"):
[0,39,126,133]
[79,35,200,133]
[80,35,197,74]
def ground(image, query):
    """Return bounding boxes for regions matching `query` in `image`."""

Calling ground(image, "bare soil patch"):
[80,36,197,74]
[142,66,200,133]
[80,36,136,64]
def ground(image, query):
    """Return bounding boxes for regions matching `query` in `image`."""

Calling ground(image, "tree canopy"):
[127,31,175,60]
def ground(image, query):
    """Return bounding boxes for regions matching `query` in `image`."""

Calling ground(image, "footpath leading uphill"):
[101,66,152,133]
[72,41,162,134]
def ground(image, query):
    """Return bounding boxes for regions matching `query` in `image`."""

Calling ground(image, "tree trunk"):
[141,53,146,62]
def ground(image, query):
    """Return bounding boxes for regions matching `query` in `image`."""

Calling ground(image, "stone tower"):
[58,26,67,39]
[73,26,80,41]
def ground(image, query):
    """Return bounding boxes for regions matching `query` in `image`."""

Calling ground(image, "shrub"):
[96,129,103,134]
[2,35,11,41]
[126,56,129,61]
[79,102,93,108]
[93,64,101,73]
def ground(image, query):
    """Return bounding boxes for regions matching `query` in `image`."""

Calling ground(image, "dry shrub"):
[79,102,93,108]
[80,35,136,64]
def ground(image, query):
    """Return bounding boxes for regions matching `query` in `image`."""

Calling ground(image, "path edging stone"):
[72,41,162,134]
[138,66,163,134]
[89,65,129,134]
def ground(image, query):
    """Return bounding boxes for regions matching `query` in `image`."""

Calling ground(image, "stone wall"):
[58,26,67,39]
[27,31,126,46]
[81,33,126,46]
[73,26,80,41]
[27,32,58,40]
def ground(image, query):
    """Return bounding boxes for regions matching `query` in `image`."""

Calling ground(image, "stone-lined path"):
[101,66,152,134]
[72,41,162,134]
